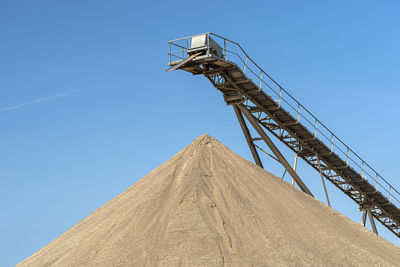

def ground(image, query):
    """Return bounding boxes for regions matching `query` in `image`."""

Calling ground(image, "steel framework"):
[167,33,400,239]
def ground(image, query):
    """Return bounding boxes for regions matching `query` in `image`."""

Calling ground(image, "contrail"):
[0,90,73,112]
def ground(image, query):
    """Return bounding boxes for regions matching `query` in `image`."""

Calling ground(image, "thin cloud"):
[0,90,73,112]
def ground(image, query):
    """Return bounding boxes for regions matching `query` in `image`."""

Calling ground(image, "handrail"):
[168,33,400,207]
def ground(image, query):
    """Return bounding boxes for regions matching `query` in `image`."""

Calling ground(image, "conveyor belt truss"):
[167,33,400,239]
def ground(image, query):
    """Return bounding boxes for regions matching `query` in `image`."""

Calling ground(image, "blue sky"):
[1,1,400,265]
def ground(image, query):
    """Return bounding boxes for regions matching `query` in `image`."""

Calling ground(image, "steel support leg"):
[361,210,367,227]
[233,105,263,168]
[282,170,287,180]
[367,209,378,235]
[291,154,298,185]
[361,209,378,235]
[316,155,331,208]
[237,104,313,197]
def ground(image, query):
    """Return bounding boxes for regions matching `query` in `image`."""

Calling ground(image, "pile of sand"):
[19,135,400,266]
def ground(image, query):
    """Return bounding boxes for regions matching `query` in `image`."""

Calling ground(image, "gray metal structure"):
[167,33,400,239]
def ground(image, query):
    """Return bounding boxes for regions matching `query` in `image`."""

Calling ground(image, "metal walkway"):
[167,33,400,239]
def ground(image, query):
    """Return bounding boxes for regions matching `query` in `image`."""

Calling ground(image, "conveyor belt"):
[168,33,400,238]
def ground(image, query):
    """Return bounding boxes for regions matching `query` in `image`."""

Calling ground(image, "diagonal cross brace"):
[237,104,313,197]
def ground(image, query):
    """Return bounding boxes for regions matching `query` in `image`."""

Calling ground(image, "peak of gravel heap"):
[19,134,400,266]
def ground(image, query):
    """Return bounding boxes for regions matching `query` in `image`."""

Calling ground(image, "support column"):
[361,210,367,227]
[291,154,298,185]
[233,105,263,168]
[367,209,378,234]
[361,209,378,235]
[316,155,331,208]
[237,104,313,197]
